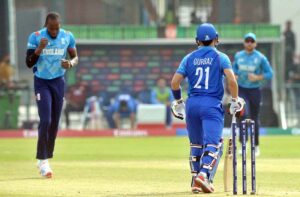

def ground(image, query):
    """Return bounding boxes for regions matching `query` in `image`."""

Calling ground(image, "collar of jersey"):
[243,49,257,55]
[198,46,216,50]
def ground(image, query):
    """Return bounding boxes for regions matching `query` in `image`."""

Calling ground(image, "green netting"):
[176,27,186,38]
[63,24,281,40]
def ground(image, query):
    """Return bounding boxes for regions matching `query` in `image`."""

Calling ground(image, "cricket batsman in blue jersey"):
[233,33,273,156]
[170,23,244,193]
[26,12,78,178]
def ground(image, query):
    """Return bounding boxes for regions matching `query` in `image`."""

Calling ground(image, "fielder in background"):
[170,23,244,193]
[26,12,78,178]
[233,33,273,156]
[109,92,137,130]
[151,78,174,128]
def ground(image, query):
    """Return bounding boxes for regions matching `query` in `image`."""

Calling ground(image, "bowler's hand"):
[35,38,48,55]
[38,38,48,50]
[171,99,185,120]
[61,59,72,69]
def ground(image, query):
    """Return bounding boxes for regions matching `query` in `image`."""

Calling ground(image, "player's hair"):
[201,40,213,46]
[44,12,60,27]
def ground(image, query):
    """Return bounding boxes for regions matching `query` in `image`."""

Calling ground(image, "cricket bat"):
[223,135,233,192]
[223,114,237,192]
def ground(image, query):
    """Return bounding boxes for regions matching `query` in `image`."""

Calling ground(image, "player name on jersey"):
[42,48,64,55]
[193,58,213,66]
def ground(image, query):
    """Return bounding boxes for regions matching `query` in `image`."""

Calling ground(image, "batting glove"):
[171,99,186,120]
[228,97,245,117]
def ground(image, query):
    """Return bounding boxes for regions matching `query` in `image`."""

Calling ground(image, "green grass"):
[0,136,300,197]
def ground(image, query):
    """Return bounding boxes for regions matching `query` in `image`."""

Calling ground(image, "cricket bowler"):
[26,12,78,178]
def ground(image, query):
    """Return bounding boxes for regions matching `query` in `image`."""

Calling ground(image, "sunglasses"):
[245,38,255,43]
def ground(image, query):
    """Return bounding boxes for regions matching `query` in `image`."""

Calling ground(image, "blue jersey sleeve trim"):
[68,32,76,49]
[27,32,38,50]
[176,70,186,76]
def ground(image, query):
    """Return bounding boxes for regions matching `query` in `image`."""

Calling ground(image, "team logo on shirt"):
[61,38,66,45]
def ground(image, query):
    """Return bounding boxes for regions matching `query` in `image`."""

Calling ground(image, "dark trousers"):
[166,105,172,127]
[34,76,64,159]
[238,86,261,146]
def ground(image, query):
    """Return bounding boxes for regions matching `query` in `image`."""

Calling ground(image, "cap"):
[196,23,218,41]
[244,32,256,41]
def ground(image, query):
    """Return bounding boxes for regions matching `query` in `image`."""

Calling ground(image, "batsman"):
[170,23,244,193]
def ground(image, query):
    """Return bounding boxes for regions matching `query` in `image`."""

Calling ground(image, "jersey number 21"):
[194,67,210,89]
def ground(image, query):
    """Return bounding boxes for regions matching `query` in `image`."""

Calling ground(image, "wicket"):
[232,119,256,195]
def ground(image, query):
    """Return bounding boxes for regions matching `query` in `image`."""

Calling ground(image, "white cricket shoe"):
[37,160,53,178]
[255,146,260,157]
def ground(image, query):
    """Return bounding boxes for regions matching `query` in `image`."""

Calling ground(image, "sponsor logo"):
[23,130,38,138]
[113,129,148,137]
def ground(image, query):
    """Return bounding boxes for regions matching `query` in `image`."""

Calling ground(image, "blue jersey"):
[233,50,273,88]
[176,46,231,100]
[27,28,76,79]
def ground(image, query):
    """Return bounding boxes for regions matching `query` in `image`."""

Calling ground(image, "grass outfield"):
[0,136,300,197]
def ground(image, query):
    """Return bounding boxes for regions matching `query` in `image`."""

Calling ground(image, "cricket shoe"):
[194,172,214,193]
[191,176,202,194]
[255,146,260,157]
[37,160,53,178]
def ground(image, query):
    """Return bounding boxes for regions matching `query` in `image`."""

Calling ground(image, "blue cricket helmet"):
[196,23,218,41]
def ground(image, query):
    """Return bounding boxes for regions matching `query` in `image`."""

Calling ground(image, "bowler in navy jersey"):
[26,12,78,178]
